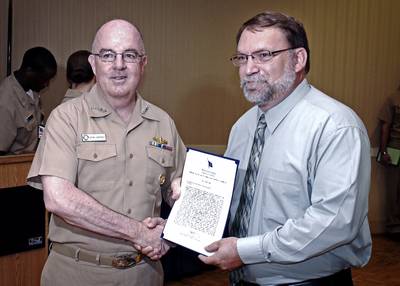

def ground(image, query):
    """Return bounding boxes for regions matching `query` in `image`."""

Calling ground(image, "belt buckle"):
[111,253,142,269]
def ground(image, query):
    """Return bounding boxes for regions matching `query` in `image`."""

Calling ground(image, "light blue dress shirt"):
[225,79,372,285]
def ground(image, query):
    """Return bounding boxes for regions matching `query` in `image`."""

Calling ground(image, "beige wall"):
[2,0,400,232]
[7,0,400,144]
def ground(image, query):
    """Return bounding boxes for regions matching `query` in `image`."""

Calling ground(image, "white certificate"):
[162,148,239,256]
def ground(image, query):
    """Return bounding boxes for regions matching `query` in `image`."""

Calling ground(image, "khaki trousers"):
[41,251,163,286]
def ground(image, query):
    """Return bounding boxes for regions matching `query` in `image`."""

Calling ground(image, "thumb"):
[205,241,219,252]
[142,217,157,228]
[171,177,182,200]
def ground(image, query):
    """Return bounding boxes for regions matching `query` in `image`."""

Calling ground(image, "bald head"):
[88,19,147,103]
[91,19,145,54]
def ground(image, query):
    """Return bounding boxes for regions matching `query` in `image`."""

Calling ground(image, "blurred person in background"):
[378,83,400,235]
[0,46,57,155]
[62,50,95,103]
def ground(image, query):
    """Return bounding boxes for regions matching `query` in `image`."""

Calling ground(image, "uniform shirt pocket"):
[145,145,174,167]
[145,146,174,193]
[76,144,118,193]
[77,144,117,162]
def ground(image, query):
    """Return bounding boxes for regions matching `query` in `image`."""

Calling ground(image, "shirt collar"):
[11,74,38,107]
[85,84,160,122]
[261,79,311,133]
[86,85,112,118]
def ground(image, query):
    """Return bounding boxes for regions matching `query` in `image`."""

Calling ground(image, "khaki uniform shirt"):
[61,88,83,103]
[28,85,186,253]
[378,91,400,149]
[0,74,41,154]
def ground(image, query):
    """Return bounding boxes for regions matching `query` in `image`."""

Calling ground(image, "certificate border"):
[161,147,240,255]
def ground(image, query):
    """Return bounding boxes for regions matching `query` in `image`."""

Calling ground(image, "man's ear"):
[140,56,147,74]
[88,54,96,75]
[294,48,307,73]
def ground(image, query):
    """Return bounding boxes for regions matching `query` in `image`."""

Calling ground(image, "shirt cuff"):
[237,234,271,264]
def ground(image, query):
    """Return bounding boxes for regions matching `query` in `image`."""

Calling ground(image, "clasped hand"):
[132,178,182,260]
[134,217,172,260]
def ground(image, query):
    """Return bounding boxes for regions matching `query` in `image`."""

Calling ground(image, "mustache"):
[240,75,269,88]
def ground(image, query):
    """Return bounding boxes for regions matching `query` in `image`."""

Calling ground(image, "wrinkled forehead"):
[238,27,288,52]
[92,21,145,53]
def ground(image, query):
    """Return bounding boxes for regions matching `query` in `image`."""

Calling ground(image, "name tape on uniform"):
[81,133,107,142]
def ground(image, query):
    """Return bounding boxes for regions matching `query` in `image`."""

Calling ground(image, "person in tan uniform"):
[0,47,57,155]
[378,85,400,234]
[27,19,186,286]
[62,50,95,103]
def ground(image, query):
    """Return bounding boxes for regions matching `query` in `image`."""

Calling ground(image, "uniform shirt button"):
[93,153,98,159]
[128,181,133,186]
[127,209,131,214]
[129,153,133,159]
[161,158,165,164]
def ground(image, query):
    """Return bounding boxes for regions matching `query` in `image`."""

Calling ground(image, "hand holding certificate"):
[162,148,239,256]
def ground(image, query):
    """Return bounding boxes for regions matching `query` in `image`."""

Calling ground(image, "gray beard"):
[240,61,296,106]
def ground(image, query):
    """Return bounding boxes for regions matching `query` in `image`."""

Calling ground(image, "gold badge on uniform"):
[159,174,166,186]
[149,136,173,151]
[153,136,168,144]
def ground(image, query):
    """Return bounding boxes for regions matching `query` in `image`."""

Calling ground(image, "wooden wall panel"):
[0,154,47,286]
[0,154,34,187]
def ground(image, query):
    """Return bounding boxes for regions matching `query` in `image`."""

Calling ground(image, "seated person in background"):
[0,47,57,155]
[62,50,95,103]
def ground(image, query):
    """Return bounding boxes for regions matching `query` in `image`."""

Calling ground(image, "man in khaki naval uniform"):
[378,88,400,233]
[27,19,186,285]
[0,47,57,155]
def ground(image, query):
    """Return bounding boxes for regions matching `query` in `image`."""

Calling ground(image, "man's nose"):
[113,54,127,69]
[244,56,260,75]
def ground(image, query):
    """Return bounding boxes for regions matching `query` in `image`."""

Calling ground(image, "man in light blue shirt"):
[197,11,371,286]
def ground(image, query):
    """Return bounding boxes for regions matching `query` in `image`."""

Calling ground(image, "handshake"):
[126,178,241,271]
[133,216,172,261]
[131,178,182,260]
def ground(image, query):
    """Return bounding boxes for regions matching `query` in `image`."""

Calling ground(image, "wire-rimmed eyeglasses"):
[230,47,297,67]
[92,49,145,63]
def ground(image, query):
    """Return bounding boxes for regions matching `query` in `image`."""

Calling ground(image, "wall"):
[0,0,8,78]
[3,0,400,232]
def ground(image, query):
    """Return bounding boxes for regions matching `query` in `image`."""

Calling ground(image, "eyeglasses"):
[92,50,145,63]
[230,47,297,67]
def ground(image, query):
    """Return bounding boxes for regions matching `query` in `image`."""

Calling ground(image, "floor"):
[165,234,400,286]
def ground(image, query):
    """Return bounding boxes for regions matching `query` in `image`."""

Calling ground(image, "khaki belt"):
[51,242,143,269]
